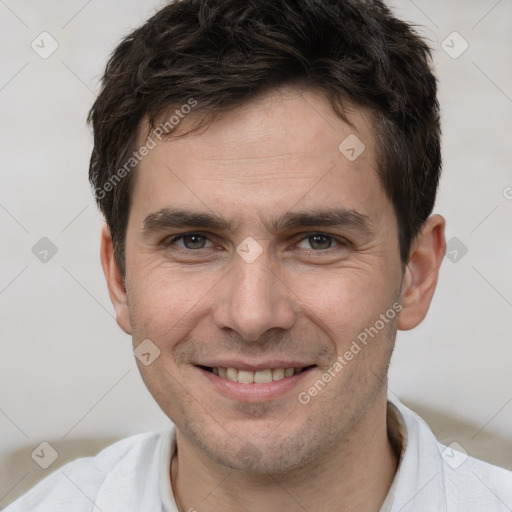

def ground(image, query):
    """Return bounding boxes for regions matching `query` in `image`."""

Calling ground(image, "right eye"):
[166,233,214,250]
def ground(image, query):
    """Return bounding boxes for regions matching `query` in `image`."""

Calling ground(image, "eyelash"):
[163,232,350,253]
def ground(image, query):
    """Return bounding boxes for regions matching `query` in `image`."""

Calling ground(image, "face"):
[109,87,408,472]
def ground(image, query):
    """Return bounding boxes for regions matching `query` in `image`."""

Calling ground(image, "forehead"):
[130,87,390,227]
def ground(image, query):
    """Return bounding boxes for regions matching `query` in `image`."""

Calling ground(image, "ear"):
[398,214,446,331]
[100,224,132,334]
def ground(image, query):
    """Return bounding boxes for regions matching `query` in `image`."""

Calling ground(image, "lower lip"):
[198,367,315,402]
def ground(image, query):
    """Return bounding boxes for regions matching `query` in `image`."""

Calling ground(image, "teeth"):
[226,367,239,382]
[212,367,300,384]
[237,370,254,384]
[272,368,284,381]
[254,369,272,384]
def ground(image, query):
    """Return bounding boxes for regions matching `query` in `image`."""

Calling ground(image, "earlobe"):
[398,214,446,331]
[100,224,132,335]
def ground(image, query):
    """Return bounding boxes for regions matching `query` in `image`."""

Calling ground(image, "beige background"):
[1,0,511,507]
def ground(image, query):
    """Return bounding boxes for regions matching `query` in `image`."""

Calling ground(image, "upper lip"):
[196,360,316,372]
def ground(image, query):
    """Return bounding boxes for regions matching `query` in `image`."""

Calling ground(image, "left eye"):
[297,233,340,251]
[173,233,213,250]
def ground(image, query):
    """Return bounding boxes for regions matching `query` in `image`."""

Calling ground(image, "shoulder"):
[4,431,169,512]
[389,397,512,512]
[441,444,512,512]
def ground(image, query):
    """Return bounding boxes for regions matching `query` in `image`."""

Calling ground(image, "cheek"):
[126,267,215,346]
[289,267,394,338]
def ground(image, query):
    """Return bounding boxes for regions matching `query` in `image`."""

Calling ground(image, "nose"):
[212,252,296,341]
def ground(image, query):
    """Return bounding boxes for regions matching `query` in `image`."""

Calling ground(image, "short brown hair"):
[88,0,441,276]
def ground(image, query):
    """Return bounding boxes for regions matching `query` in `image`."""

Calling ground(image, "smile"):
[203,366,311,384]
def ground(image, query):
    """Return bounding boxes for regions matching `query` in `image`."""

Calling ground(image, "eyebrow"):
[141,207,373,236]
[267,209,372,234]
[142,209,233,235]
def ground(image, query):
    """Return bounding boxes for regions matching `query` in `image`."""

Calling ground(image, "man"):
[7,0,511,511]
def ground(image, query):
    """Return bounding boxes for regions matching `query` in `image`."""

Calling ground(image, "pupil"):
[310,234,331,250]
[184,234,205,249]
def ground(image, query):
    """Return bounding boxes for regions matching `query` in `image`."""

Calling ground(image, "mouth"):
[199,365,316,384]
[195,360,318,402]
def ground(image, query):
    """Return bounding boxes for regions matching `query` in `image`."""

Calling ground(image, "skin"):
[101,86,446,512]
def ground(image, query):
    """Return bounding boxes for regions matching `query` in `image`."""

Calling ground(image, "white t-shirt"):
[5,395,512,511]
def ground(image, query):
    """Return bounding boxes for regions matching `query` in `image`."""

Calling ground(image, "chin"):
[185,417,334,474]
[210,444,310,474]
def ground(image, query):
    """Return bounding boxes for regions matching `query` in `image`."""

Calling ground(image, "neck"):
[170,392,399,512]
